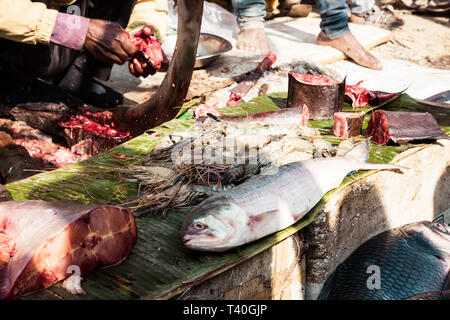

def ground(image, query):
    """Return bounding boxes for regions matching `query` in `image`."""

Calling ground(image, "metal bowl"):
[162,33,233,69]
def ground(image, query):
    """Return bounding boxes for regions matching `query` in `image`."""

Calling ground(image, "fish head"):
[181,196,248,252]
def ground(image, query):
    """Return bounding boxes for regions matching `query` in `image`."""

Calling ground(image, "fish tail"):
[344,138,371,162]
[345,139,409,173]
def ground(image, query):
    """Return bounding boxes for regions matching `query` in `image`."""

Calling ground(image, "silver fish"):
[180,139,408,252]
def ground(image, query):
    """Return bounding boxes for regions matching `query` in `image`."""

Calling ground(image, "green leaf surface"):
[8,91,447,300]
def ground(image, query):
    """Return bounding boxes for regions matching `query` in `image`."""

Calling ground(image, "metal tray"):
[162,33,233,69]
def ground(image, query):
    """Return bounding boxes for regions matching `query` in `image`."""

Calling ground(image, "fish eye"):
[193,222,207,230]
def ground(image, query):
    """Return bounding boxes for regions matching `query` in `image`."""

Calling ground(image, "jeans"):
[232,0,350,39]
[317,0,350,39]
[231,0,266,30]
[348,0,375,14]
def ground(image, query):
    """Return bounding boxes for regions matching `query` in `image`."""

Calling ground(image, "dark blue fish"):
[319,221,450,300]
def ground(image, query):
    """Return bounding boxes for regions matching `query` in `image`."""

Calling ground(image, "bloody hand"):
[83,19,137,65]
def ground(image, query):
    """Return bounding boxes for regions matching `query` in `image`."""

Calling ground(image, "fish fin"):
[343,138,370,162]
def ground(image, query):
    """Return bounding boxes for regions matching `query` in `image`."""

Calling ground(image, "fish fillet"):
[0,201,137,299]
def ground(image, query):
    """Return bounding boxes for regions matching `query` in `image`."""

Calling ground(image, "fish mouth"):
[182,238,223,252]
[181,233,235,252]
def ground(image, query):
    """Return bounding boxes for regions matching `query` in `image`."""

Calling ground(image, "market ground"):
[362,11,449,69]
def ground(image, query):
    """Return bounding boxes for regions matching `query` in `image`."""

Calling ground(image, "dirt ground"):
[372,10,450,69]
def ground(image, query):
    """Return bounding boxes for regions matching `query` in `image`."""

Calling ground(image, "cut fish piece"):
[287,72,345,120]
[0,201,137,299]
[366,110,448,145]
[345,81,397,108]
[227,52,277,107]
[333,112,365,138]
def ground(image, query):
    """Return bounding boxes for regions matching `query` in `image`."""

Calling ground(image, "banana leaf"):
[7,92,448,300]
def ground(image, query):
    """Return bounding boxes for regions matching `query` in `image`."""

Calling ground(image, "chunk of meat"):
[227,52,277,106]
[0,201,137,299]
[130,27,164,75]
[333,112,365,138]
[345,81,397,108]
[287,72,345,120]
[345,81,375,108]
[366,110,448,145]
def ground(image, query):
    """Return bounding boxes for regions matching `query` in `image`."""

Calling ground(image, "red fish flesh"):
[290,73,339,85]
[195,104,221,118]
[130,26,164,75]
[333,112,365,138]
[59,107,131,156]
[345,81,397,108]
[366,110,448,145]
[226,53,277,106]
[0,201,137,299]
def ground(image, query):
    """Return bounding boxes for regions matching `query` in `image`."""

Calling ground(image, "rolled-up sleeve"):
[0,0,59,45]
[126,0,168,42]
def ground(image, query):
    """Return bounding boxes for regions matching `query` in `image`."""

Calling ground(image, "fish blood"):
[333,112,365,138]
[59,107,132,156]
[181,139,405,252]
[0,201,137,299]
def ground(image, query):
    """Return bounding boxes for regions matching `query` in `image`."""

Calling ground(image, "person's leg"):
[316,0,382,70]
[231,0,270,55]
[347,0,375,15]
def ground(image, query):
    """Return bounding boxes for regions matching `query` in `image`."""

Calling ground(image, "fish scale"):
[227,164,322,223]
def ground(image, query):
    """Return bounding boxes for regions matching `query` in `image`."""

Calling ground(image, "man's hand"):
[84,19,137,65]
[129,26,166,78]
